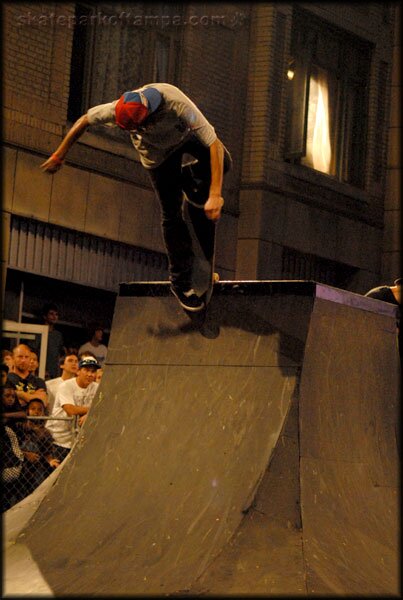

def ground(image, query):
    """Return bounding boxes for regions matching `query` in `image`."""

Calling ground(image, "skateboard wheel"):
[213,272,220,282]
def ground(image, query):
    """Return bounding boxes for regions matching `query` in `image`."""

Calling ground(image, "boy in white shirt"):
[46,356,101,462]
[46,353,79,414]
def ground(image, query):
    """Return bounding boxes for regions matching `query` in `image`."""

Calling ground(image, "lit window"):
[302,66,335,175]
[285,9,372,188]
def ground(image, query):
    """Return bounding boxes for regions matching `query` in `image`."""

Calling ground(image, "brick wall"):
[240,3,275,185]
[180,2,251,216]
[382,3,401,281]
[2,1,251,285]
[3,2,74,151]
[236,3,396,291]
[2,1,398,297]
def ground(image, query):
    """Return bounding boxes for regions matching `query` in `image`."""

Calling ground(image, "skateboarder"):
[41,83,232,312]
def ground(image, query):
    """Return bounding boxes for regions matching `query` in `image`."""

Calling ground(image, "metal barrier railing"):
[2,414,79,511]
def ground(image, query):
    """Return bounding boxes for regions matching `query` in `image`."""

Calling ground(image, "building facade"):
[2,2,400,346]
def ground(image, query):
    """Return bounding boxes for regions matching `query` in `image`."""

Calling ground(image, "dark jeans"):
[148,137,232,288]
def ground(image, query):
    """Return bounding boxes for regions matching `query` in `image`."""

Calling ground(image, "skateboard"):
[181,162,218,316]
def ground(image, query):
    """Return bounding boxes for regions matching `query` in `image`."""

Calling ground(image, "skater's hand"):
[204,194,224,221]
[40,154,64,173]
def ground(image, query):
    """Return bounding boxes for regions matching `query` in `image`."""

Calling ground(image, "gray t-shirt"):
[87,83,217,168]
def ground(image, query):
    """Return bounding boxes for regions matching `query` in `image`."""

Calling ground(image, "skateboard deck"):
[181,163,217,313]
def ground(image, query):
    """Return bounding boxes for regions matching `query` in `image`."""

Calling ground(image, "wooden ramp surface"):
[5,281,399,596]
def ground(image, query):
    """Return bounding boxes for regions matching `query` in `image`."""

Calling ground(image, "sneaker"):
[171,285,205,312]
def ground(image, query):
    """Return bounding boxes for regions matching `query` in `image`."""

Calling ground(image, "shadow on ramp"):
[5,281,399,596]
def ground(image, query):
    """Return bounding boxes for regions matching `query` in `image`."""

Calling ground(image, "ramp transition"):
[6,281,399,596]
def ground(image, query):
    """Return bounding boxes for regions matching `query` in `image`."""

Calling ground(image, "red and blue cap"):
[115,87,162,130]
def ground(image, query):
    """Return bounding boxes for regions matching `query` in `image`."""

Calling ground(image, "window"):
[143,3,183,84]
[67,4,95,122]
[151,34,181,83]
[68,3,145,123]
[285,9,372,188]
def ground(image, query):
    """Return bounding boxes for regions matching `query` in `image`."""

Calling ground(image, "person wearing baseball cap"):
[46,353,101,462]
[114,88,163,130]
[40,83,232,312]
[77,356,102,370]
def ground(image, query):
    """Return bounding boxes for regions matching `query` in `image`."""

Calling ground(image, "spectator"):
[46,356,101,462]
[66,345,79,356]
[2,350,15,373]
[28,350,40,376]
[46,353,79,414]
[15,398,60,499]
[2,425,25,511]
[78,323,108,367]
[365,277,401,306]
[365,277,401,353]
[78,350,97,360]
[2,381,26,429]
[1,363,10,386]
[7,345,48,409]
[41,303,66,380]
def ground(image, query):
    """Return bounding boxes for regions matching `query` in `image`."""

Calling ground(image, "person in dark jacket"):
[365,277,401,355]
[15,398,60,499]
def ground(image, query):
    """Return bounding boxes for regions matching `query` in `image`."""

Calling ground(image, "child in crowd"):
[1,349,15,373]
[1,363,10,386]
[2,380,26,430]
[15,398,60,499]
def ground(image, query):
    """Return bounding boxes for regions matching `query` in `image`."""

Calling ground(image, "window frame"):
[284,8,372,188]
[67,3,96,123]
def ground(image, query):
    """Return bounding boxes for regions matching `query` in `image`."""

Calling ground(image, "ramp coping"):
[119,280,398,318]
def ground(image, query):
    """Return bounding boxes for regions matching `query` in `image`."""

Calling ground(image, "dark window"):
[67,4,95,122]
[143,3,183,84]
[151,34,181,84]
[285,8,372,188]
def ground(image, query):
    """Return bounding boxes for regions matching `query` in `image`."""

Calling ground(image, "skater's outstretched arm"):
[40,114,90,173]
[205,138,225,222]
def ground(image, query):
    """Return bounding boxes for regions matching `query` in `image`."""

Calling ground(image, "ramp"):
[5,281,399,596]
[190,285,400,596]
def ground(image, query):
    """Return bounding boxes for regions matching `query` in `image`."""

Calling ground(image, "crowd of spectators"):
[1,304,106,511]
